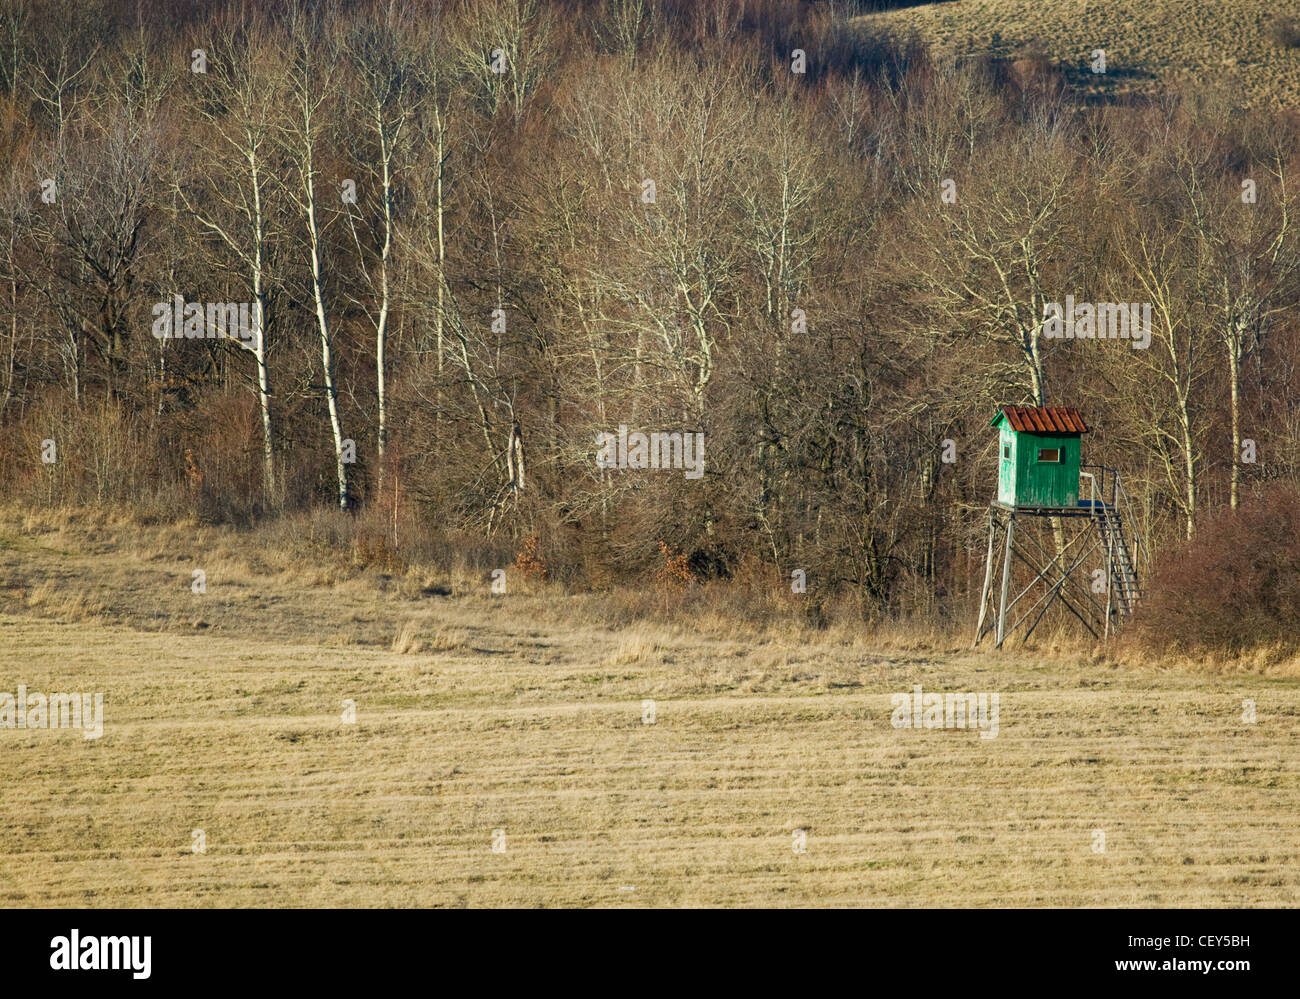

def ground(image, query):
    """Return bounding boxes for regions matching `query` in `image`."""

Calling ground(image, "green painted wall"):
[1013,431,1080,506]
[998,425,1016,504]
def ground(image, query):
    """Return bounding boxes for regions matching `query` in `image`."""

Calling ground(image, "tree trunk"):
[375,114,393,492]
[250,149,275,499]
[304,144,349,510]
[1229,327,1240,510]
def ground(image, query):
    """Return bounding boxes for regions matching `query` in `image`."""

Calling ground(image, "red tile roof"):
[994,406,1088,434]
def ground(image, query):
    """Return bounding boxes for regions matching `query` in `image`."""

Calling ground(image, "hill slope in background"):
[861,0,1300,107]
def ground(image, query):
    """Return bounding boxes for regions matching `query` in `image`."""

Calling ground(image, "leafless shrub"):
[1130,487,1300,656]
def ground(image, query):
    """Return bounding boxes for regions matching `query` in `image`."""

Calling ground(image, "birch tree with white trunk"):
[282,11,350,510]
[176,17,284,498]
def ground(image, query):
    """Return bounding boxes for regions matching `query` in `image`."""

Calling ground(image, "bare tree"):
[1116,224,1209,541]
[27,42,167,402]
[281,8,350,509]
[451,0,556,121]
[175,14,285,498]
[342,13,419,489]
[1179,141,1299,510]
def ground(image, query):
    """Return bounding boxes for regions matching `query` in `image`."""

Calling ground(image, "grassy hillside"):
[861,0,1300,107]
[1,512,1296,907]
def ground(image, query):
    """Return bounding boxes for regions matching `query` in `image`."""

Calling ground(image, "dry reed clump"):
[24,579,109,622]
[391,620,468,655]
[602,628,663,667]
[23,579,60,608]
[391,621,423,655]
[426,626,469,652]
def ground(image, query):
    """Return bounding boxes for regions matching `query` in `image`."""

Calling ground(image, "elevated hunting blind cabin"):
[993,406,1086,509]
[974,406,1143,648]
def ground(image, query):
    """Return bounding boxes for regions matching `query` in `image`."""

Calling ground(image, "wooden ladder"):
[1094,503,1141,615]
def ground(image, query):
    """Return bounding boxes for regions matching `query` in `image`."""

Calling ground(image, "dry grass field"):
[0,509,1297,907]
[861,0,1300,108]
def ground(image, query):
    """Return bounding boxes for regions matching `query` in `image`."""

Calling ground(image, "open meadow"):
[1,512,1296,907]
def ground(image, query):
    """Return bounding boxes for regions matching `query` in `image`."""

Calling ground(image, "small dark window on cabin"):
[1002,444,1011,460]
[1037,448,1062,463]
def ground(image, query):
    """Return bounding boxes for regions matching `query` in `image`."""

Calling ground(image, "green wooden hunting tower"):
[991,406,1088,509]
[974,405,1145,649]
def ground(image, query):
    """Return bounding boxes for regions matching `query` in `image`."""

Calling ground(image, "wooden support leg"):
[972,510,998,647]
[996,514,1015,648]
